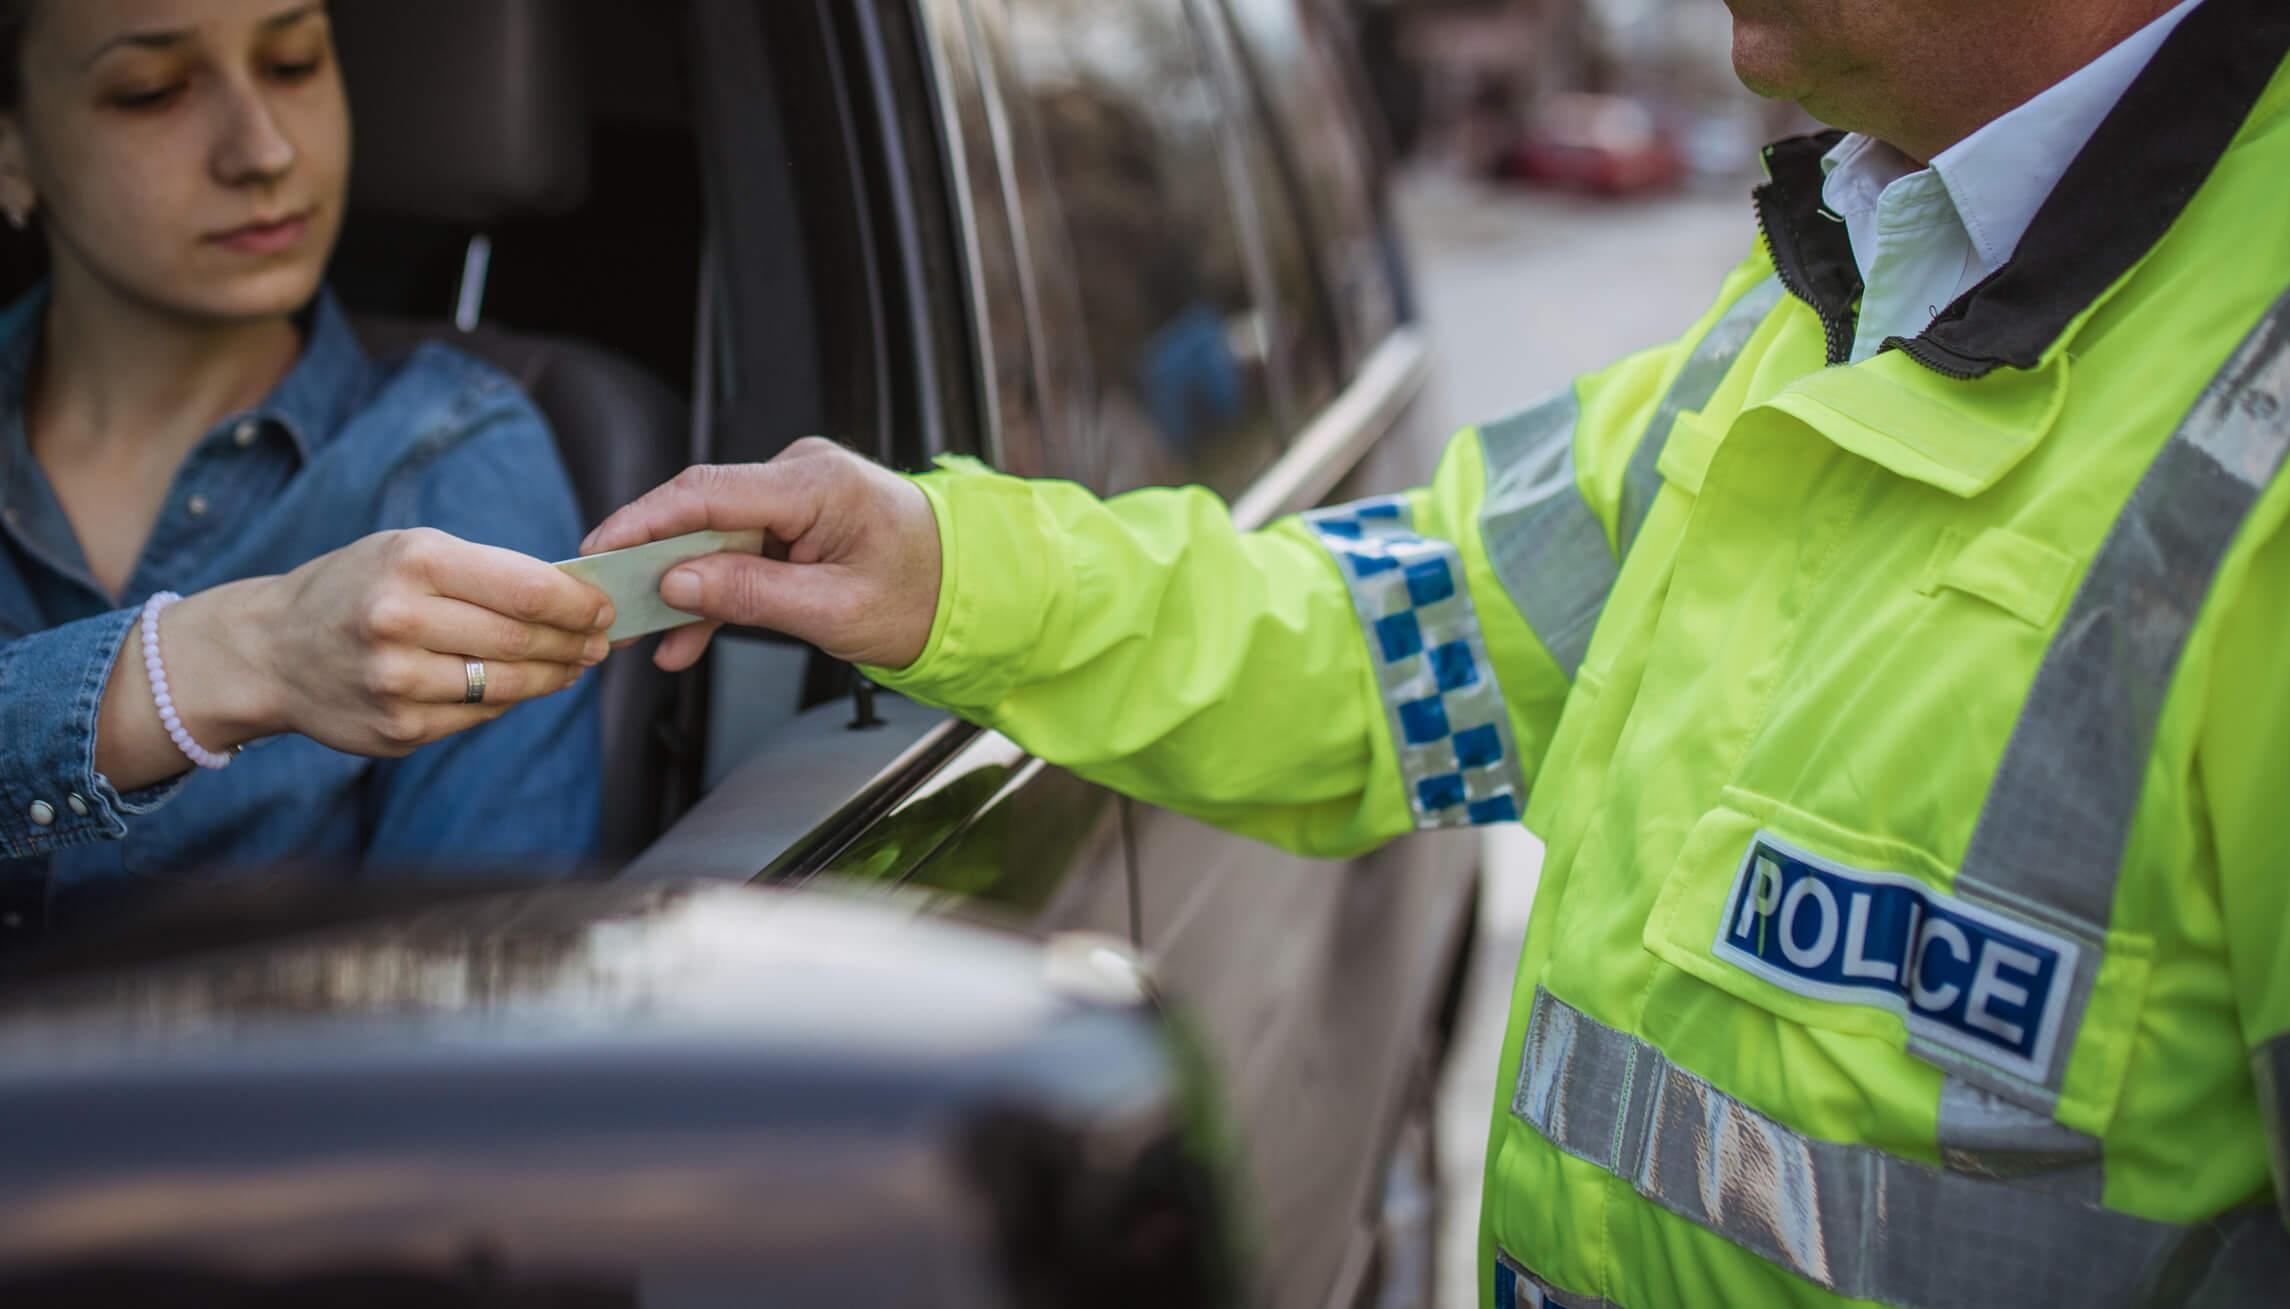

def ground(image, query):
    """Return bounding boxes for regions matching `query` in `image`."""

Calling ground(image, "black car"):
[0,3,1478,1306]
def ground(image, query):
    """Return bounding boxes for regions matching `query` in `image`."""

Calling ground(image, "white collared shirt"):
[1821,0,2203,363]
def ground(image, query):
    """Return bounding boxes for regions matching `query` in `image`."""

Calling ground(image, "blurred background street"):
[1339,6,1783,1299]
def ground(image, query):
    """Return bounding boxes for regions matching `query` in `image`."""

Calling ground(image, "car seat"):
[331,0,694,861]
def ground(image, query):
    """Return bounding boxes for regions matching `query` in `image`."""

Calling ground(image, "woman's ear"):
[0,115,35,229]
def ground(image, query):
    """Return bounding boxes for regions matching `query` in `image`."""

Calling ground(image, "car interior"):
[322,0,917,864]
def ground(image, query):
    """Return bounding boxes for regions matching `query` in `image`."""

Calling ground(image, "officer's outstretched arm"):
[582,258,1771,859]
[826,266,1765,856]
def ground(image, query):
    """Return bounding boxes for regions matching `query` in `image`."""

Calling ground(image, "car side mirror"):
[0,880,1245,1308]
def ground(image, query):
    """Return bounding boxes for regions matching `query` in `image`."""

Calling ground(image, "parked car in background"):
[1498,92,1684,195]
[0,3,1479,1307]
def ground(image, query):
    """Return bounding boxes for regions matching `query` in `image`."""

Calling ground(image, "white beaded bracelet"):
[140,592,233,771]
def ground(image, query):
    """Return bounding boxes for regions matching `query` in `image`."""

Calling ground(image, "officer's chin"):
[1727,21,1811,104]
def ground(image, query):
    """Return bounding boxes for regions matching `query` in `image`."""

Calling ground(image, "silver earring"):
[3,205,26,231]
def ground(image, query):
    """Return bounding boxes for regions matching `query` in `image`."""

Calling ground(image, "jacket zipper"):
[1756,194,2000,379]
[1889,335,1990,380]
[1753,184,1855,368]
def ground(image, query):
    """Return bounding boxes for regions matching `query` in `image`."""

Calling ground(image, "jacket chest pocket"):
[1644,794,2153,1136]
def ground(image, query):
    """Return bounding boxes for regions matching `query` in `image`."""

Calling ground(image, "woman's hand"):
[165,528,614,760]
[579,438,942,673]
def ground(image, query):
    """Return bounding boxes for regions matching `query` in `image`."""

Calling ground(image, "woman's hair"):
[0,0,40,291]
[0,0,31,115]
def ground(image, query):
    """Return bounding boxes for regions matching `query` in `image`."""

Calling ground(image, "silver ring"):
[463,657,488,705]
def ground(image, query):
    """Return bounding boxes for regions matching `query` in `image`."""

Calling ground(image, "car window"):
[997,0,1288,497]
[1216,0,1402,368]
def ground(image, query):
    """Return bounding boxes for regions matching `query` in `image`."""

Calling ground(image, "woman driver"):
[0,0,607,892]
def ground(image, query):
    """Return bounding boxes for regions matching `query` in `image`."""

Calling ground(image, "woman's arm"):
[0,608,198,858]
[86,585,262,794]
[0,534,611,862]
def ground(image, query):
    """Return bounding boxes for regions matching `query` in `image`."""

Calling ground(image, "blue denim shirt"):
[0,288,601,891]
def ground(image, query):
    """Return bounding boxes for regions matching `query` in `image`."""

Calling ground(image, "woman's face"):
[0,0,348,325]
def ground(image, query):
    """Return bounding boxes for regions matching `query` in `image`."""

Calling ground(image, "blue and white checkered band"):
[1307,496,1526,830]
[1495,1250,1610,1309]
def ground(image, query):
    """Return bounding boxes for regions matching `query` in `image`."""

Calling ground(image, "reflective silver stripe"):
[1307,497,1527,830]
[1495,1248,1617,1309]
[1615,277,1786,557]
[1478,278,1786,679]
[1949,288,2290,1108]
[2257,1034,2290,1216]
[1507,987,2287,1309]
[1934,1076,2101,1202]
[1478,391,1612,680]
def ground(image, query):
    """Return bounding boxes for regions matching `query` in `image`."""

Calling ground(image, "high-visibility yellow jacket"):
[870,5,2290,1304]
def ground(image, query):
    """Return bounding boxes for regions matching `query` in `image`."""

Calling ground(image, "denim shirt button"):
[187,494,212,519]
[66,793,88,817]
[26,801,54,827]
[232,419,261,449]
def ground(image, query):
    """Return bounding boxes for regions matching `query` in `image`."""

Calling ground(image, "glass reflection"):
[1220,0,1402,363]
[993,0,1286,496]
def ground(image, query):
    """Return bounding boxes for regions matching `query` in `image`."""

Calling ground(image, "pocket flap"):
[1646,795,2151,1134]
[1918,527,2077,628]
[1653,411,1725,496]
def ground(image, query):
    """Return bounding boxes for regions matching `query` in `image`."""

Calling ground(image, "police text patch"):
[1713,831,2078,1084]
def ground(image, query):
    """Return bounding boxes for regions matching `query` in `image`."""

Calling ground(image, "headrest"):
[332,0,590,227]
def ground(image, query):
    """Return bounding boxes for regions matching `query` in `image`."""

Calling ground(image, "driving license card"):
[555,529,766,643]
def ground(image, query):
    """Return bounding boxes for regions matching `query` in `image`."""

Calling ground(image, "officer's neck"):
[1824,0,2181,165]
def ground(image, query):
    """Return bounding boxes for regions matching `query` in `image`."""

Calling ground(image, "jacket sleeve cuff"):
[0,609,189,859]
[861,457,1070,715]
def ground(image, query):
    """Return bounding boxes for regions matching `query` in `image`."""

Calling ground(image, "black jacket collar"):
[1753,0,2290,377]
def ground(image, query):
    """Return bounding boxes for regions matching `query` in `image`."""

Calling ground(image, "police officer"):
[587,0,2290,1302]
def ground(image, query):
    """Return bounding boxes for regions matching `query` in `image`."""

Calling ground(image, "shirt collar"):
[252,291,375,462]
[1927,0,2203,274]
[1817,134,1918,218]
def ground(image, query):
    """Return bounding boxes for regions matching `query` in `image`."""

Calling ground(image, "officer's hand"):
[580,439,942,674]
